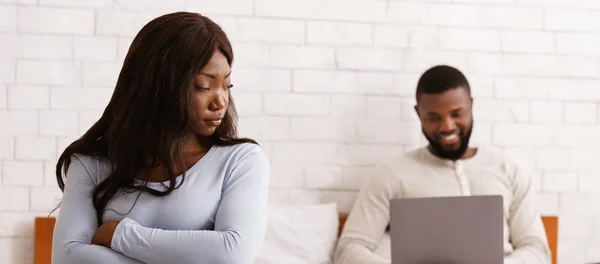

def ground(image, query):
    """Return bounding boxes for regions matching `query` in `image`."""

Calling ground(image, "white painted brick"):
[403,50,466,73]
[586,237,600,263]
[394,73,420,97]
[516,0,572,7]
[208,16,237,41]
[320,0,386,22]
[39,111,79,136]
[271,142,339,166]
[18,7,95,35]
[307,21,371,46]
[565,103,597,124]
[0,33,18,58]
[559,213,592,239]
[356,121,421,144]
[467,75,494,99]
[401,98,419,121]
[493,124,553,146]
[503,55,600,78]
[356,72,396,95]
[286,189,357,212]
[30,187,62,212]
[385,1,426,24]
[238,117,289,141]
[17,34,72,60]
[112,0,183,12]
[425,4,481,27]
[15,136,55,160]
[7,85,50,110]
[44,161,58,187]
[544,172,577,192]
[233,69,291,92]
[572,149,600,172]
[473,99,529,122]
[482,6,544,29]
[0,187,29,212]
[254,0,321,19]
[548,79,600,102]
[470,122,493,146]
[271,45,334,69]
[40,0,111,7]
[556,33,600,55]
[83,62,120,87]
[231,92,262,117]
[341,167,371,190]
[17,60,82,86]
[96,10,154,37]
[336,48,401,71]
[231,43,270,67]
[374,25,437,49]
[0,0,36,4]
[117,37,133,62]
[466,53,502,75]
[558,239,586,264]
[366,96,402,119]
[305,167,342,189]
[2,161,43,186]
[560,193,589,214]
[579,172,600,192]
[0,111,37,135]
[293,70,358,94]
[545,9,600,32]
[0,6,17,32]
[0,238,34,264]
[536,148,570,170]
[338,144,406,166]
[74,36,118,62]
[0,59,15,84]
[330,95,366,119]
[537,193,559,216]
[555,126,600,148]
[439,29,500,52]
[238,18,305,44]
[264,93,329,116]
[530,101,563,124]
[290,118,356,142]
[501,31,554,53]
[185,0,253,15]
[57,136,77,159]
[0,86,5,111]
[269,166,304,188]
[50,87,112,110]
[79,111,102,134]
[503,147,537,172]
[0,213,37,237]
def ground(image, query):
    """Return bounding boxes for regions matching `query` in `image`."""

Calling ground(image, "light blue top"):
[51,143,270,264]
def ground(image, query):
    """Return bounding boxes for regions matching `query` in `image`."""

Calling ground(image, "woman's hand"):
[92,220,120,248]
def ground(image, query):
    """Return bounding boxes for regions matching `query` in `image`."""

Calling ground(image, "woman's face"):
[191,50,232,136]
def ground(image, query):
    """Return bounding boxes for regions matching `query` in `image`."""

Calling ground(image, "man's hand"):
[92,220,119,248]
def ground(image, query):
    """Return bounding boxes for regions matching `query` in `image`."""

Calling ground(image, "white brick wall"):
[0,0,598,263]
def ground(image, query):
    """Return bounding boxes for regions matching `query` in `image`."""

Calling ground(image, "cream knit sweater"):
[334,147,551,264]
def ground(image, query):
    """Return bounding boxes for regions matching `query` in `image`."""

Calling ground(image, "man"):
[334,65,551,264]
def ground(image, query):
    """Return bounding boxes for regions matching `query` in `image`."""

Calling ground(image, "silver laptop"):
[389,195,504,264]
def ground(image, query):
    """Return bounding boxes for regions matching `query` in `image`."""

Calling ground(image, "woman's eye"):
[196,87,210,91]
[226,84,234,89]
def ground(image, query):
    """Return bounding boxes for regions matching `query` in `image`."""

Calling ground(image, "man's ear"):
[414,104,420,118]
[469,97,474,110]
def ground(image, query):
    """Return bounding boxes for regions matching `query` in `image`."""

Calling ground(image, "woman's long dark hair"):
[55,12,256,225]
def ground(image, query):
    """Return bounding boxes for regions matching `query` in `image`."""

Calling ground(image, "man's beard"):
[423,121,474,161]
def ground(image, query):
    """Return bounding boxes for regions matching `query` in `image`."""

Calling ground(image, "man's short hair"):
[416,65,471,102]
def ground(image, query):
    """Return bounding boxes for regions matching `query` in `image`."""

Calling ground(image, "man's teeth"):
[444,134,458,140]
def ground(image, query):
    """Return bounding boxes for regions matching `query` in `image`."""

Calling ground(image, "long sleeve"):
[503,166,552,264]
[51,155,144,264]
[110,148,270,264]
[333,163,399,264]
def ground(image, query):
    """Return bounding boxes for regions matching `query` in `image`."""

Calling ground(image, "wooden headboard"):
[34,215,558,264]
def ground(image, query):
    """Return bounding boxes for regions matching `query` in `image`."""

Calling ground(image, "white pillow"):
[255,203,339,264]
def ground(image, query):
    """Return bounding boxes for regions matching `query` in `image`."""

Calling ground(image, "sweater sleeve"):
[51,156,144,264]
[503,166,552,264]
[110,147,270,264]
[333,163,398,264]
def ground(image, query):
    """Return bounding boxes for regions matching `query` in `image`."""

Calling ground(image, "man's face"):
[415,87,473,160]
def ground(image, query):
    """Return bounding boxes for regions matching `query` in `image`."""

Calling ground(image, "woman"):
[51,12,270,264]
